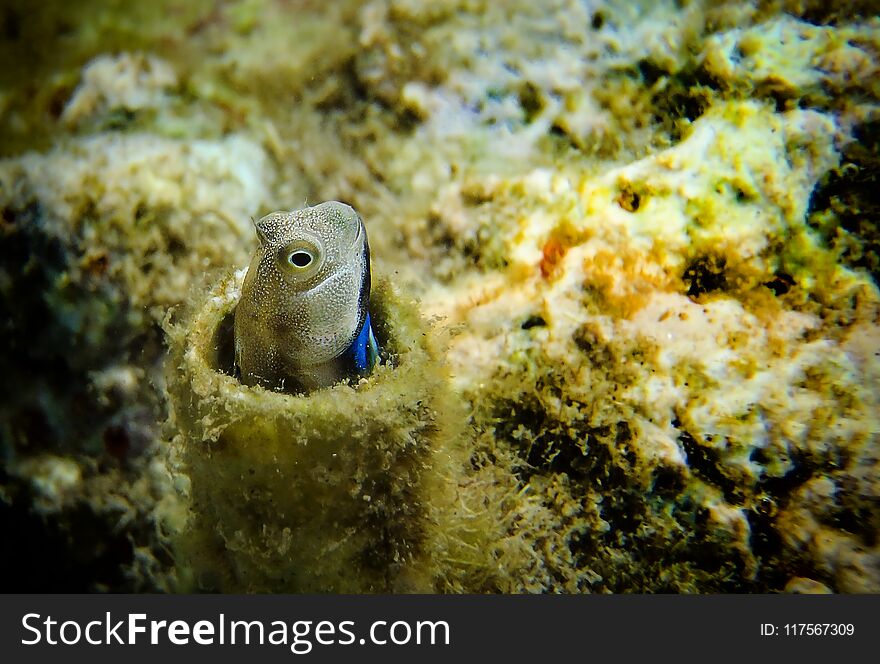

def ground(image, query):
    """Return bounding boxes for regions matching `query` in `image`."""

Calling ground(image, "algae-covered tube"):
[165,265,453,592]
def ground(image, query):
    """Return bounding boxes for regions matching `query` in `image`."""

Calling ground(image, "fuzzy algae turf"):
[418,95,880,591]
[1,0,879,593]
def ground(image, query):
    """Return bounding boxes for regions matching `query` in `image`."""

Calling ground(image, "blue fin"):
[350,312,380,374]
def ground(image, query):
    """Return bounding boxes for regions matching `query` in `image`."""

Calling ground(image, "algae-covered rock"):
[0,61,272,590]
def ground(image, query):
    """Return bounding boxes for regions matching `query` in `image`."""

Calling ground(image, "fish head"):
[247,201,370,370]
[254,201,365,292]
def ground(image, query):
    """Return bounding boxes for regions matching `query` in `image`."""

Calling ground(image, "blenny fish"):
[234,201,380,392]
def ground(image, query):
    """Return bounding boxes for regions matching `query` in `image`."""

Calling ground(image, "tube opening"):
[210,286,399,392]
[213,311,238,378]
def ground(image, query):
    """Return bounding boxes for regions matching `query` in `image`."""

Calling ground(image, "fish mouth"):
[353,216,365,248]
[342,216,367,260]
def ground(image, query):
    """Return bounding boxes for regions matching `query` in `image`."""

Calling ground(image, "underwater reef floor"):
[0,0,879,592]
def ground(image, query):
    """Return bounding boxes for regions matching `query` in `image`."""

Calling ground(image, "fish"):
[233,201,380,392]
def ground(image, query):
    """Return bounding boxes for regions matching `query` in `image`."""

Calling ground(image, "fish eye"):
[288,250,313,268]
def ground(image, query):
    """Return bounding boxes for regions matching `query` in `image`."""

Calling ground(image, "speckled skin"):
[234,201,371,391]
